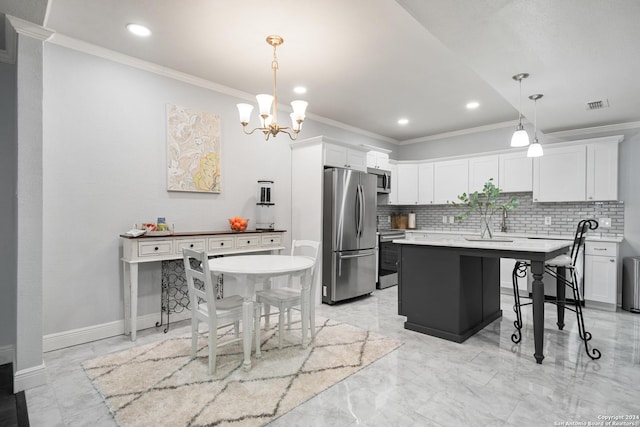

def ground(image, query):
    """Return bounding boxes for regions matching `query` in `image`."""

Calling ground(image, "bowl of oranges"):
[229,216,249,232]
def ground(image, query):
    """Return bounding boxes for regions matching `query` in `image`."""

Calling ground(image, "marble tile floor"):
[26,287,640,427]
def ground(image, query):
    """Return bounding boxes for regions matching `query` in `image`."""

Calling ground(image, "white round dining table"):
[208,254,315,370]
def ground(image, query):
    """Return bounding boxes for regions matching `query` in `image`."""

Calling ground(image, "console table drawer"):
[175,238,206,254]
[261,234,282,247]
[236,236,260,249]
[138,240,173,257]
[208,237,235,252]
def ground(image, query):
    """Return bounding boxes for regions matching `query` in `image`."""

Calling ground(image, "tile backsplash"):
[376,192,624,238]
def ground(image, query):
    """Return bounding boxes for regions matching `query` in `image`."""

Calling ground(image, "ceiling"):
[3,0,640,143]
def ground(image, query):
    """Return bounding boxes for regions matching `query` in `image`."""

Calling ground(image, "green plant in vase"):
[449,178,519,239]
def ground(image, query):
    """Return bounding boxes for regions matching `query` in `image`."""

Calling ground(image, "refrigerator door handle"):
[359,183,365,237]
[355,184,361,237]
[339,251,376,259]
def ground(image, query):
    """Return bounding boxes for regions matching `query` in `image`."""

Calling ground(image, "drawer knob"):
[270,239,274,242]
[154,247,159,251]
[610,259,615,263]
[247,240,251,244]
[190,244,194,248]
[220,242,224,246]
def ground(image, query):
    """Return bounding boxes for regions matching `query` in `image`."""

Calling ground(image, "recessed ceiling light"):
[294,86,307,94]
[126,23,152,37]
[398,118,409,125]
[466,101,480,109]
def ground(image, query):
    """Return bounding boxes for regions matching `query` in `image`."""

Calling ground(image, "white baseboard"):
[14,362,46,393]
[42,311,192,352]
[0,344,15,365]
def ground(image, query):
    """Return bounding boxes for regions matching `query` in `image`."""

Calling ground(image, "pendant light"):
[527,94,544,157]
[510,73,530,147]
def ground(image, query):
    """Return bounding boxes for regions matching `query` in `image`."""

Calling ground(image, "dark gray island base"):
[395,236,572,363]
[398,244,502,343]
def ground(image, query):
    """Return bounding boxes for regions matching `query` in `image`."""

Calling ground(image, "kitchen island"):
[395,236,571,363]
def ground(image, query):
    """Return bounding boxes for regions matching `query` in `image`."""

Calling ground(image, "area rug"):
[83,315,402,427]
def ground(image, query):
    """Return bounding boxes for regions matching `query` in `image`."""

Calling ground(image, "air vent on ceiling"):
[585,99,610,110]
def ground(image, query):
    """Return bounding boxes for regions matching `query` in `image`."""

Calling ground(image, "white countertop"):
[390,228,623,243]
[393,236,572,253]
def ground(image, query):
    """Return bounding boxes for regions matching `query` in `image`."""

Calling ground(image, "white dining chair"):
[183,248,262,374]
[256,240,320,349]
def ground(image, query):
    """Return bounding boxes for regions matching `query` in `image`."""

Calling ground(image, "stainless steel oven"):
[377,230,405,289]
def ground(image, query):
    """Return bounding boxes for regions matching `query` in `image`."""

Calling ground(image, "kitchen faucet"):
[500,208,508,233]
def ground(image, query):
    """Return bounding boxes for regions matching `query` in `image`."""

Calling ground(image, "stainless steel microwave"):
[367,168,391,193]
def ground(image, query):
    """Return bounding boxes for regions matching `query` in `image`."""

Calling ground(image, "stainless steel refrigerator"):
[322,168,377,304]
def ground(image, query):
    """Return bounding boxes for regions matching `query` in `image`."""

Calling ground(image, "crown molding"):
[545,121,640,140]
[0,15,17,64]
[398,120,519,145]
[6,15,53,41]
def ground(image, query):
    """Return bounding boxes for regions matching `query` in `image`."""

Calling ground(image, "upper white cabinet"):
[388,162,398,205]
[499,151,533,192]
[434,159,469,204]
[367,150,390,170]
[324,142,367,172]
[396,163,419,205]
[533,136,621,202]
[418,162,435,204]
[533,145,586,202]
[468,155,499,193]
[587,142,618,201]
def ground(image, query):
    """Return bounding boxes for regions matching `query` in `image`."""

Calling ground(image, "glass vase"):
[480,215,494,239]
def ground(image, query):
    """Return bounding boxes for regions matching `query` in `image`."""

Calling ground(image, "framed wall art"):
[166,104,222,193]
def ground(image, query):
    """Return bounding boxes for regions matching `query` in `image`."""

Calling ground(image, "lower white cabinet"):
[584,241,618,308]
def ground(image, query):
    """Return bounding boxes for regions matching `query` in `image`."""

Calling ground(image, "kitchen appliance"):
[377,229,405,289]
[622,257,640,313]
[367,167,392,193]
[256,180,275,230]
[322,168,377,304]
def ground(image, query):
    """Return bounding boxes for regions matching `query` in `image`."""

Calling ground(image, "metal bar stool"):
[511,219,601,360]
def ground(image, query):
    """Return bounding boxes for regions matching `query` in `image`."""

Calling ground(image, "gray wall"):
[0,60,17,355]
[40,42,390,338]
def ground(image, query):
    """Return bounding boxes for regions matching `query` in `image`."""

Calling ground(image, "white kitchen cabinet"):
[396,163,419,204]
[367,150,390,170]
[388,162,398,204]
[533,145,586,202]
[584,241,618,308]
[418,162,434,204]
[468,155,499,193]
[324,142,367,172]
[587,142,618,201]
[499,151,532,192]
[434,159,469,204]
[533,136,621,202]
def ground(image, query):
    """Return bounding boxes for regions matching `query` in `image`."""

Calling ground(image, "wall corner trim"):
[13,362,47,392]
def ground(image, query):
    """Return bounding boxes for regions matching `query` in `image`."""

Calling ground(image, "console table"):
[120,230,286,341]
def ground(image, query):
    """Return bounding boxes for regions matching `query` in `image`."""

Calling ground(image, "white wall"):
[0,60,17,357]
[40,43,389,340]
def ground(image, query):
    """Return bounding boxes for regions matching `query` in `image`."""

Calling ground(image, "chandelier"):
[236,35,308,140]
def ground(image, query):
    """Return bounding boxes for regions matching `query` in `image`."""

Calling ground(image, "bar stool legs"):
[511,261,529,344]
